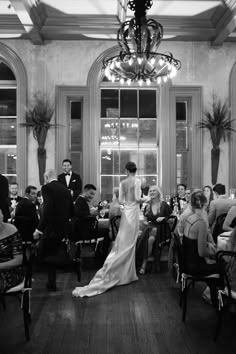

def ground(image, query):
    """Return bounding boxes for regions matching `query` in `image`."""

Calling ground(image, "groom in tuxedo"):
[34,169,74,291]
[58,159,82,201]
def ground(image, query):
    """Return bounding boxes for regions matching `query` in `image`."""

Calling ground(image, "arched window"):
[0,61,17,183]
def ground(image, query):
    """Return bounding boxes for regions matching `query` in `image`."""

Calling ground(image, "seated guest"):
[222,205,236,231]
[182,190,224,304]
[203,185,214,214]
[14,185,39,242]
[0,208,24,292]
[58,158,82,201]
[8,182,23,218]
[72,184,110,264]
[0,174,10,222]
[208,183,236,231]
[35,190,44,219]
[109,187,122,220]
[170,183,187,212]
[226,227,236,292]
[109,187,122,240]
[136,185,172,274]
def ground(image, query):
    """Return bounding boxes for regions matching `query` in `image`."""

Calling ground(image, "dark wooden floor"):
[1,262,236,354]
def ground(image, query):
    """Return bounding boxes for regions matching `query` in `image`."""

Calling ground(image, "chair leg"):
[214,307,223,341]
[22,290,31,341]
[182,286,188,322]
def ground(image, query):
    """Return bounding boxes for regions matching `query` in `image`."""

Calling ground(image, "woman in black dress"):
[0,208,23,292]
[136,185,172,274]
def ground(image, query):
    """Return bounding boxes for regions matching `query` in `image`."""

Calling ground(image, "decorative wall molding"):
[229,61,236,188]
[55,86,89,182]
[169,86,202,193]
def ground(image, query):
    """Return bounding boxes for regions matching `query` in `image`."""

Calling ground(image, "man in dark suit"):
[14,185,39,242]
[8,182,23,219]
[72,184,110,265]
[58,159,82,201]
[34,169,74,291]
[0,174,10,222]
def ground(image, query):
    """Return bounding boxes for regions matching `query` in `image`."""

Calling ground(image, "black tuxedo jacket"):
[14,198,39,242]
[58,172,82,201]
[72,196,95,241]
[0,174,10,222]
[37,180,74,239]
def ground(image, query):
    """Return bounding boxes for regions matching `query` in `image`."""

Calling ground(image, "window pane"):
[0,62,15,80]
[101,89,119,118]
[120,90,137,117]
[101,149,119,175]
[139,120,157,146]
[120,150,138,174]
[0,118,16,144]
[71,152,81,174]
[101,119,119,146]
[139,90,156,118]
[138,150,157,175]
[0,89,16,116]
[120,119,138,146]
[101,175,120,201]
[0,146,17,176]
[71,101,81,119]
[176,101,187,121]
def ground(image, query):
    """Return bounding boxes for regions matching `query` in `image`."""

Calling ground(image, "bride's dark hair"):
[125,161,137,173]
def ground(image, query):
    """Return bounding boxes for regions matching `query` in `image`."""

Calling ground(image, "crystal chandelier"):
[103,0,181,85]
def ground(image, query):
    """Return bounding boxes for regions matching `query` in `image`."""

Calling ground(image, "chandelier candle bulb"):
[102,0,181,84]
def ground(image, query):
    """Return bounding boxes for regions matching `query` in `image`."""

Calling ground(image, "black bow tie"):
[65,173,70,176]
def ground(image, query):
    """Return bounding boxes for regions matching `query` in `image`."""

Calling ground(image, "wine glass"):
[165,194,171,205]
[100,208,106,219]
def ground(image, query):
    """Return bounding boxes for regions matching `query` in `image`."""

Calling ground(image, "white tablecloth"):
[217,231,232,251]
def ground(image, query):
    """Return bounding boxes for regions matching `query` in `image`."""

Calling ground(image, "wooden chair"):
[212,213,227,243]
[215,250,236,340]
[0,241,34,341]
[72,217,104,281]
[172,232,221,322]
[152,215,178,272]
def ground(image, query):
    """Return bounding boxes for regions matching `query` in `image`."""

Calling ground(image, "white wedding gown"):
[72,177,141,298]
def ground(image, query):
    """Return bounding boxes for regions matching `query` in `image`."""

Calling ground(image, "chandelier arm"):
[102,0,181,84]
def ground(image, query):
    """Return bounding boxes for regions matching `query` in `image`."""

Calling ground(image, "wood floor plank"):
[1,266,236,354]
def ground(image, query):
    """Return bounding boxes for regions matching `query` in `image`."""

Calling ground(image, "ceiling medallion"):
[103,0,181,86]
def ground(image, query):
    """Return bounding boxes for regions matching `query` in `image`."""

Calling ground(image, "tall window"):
[100,88,159,200]
[0,62,17,183]
[176,98,192,186]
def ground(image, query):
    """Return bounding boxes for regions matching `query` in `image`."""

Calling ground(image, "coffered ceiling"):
[0,0,236,45]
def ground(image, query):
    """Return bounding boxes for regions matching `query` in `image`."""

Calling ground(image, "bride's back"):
[121,177,136,203]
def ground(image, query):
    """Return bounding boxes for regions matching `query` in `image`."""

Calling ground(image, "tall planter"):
[211,146,220,185]
[197,94,235,185]
[21,92,54,185]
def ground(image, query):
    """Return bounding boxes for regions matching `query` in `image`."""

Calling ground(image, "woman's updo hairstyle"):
[190,189,207,209]
[125,161,137,173]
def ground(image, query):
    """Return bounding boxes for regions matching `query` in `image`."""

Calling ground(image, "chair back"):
[172,231,184,277]
[167,215,178,233]
[110,215,121,241]
[212,213,227,242]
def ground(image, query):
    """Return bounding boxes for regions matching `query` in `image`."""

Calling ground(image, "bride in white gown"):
[72,162,147,298]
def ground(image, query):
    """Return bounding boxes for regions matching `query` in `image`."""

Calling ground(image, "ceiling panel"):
[41,0,118,16]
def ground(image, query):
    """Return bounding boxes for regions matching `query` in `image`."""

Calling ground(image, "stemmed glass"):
[165,195,171,205]
[100,208,106,219]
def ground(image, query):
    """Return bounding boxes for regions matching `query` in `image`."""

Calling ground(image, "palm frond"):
[197,94,235,147]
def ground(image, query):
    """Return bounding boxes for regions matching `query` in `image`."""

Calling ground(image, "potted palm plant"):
[197,94,236,185]
[22,91,54,185]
